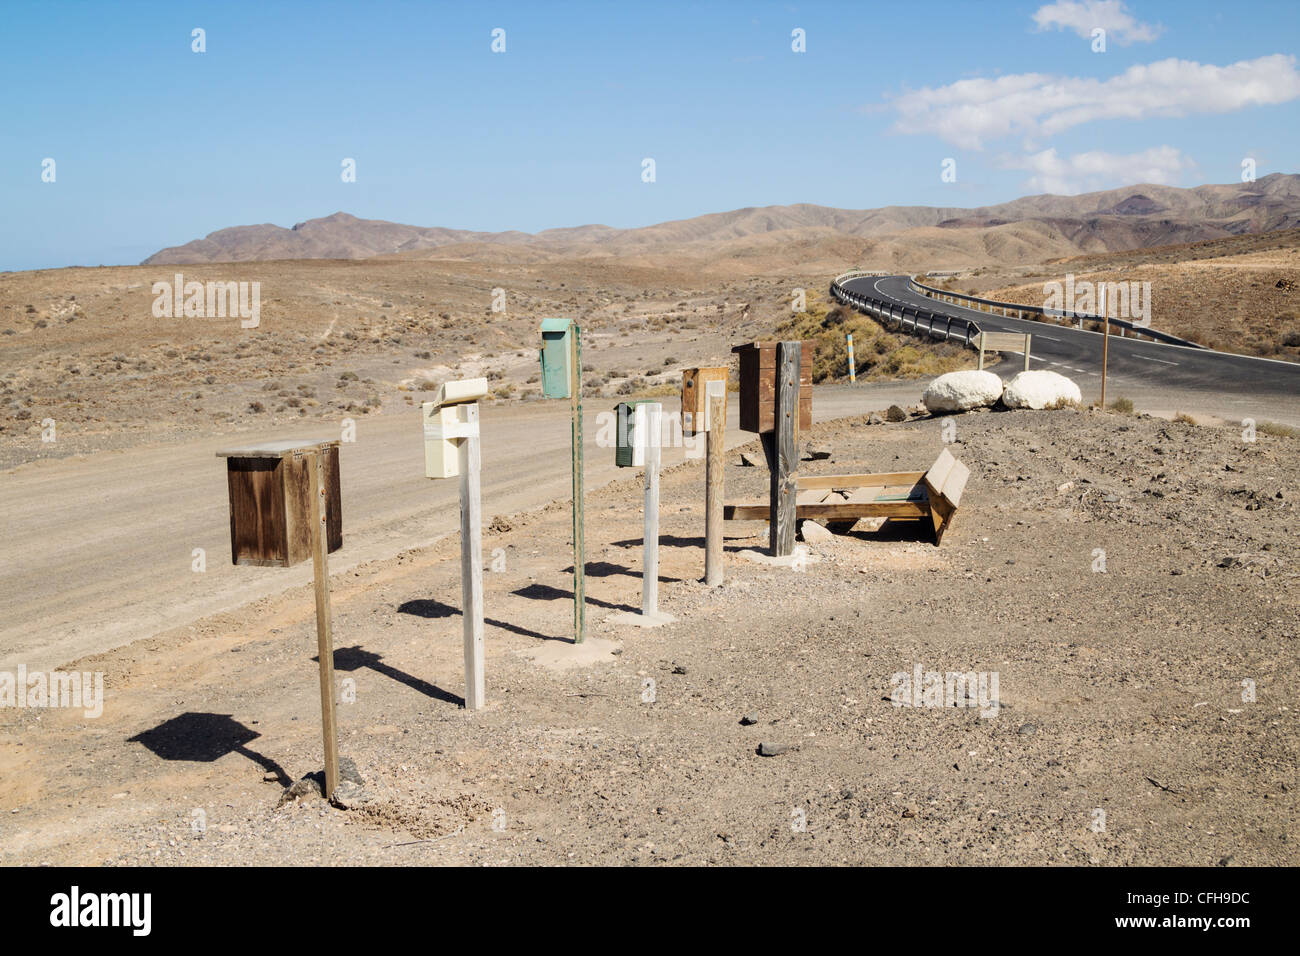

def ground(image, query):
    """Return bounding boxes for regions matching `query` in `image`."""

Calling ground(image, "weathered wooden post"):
[731,342,811,560]
[539,318,585,642]
[422,376,489,710]
[771,341,800,557]
[705,393,726,586]
[216,437,343,797]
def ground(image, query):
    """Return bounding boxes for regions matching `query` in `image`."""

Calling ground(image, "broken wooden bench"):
[723,448,969,545]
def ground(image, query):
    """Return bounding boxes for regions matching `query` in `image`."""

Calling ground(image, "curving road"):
[842,275,1300,420]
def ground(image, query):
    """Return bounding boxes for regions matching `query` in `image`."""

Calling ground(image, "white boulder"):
[1001,370,1082,410]
[922,370,1004,413]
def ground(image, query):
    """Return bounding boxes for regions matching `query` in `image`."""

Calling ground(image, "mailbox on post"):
[216,438,342,567]
[731,340,813,433]
[215,436,344,798]
[681,366,729,437]
[422,377,488,479]
[539,317,574,399]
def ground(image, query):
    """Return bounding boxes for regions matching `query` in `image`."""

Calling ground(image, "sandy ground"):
[2,404,1296,866]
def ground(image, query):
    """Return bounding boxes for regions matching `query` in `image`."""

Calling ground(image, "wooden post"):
[770,341,799,557]
[641,403,661,616]
[1099,285,1110,409]
[569,325,585,642]
[705,393,725,587]
[307,450,340,799]
[457,402,485,710]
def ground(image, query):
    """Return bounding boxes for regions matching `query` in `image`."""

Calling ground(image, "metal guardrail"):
[830,271,982,351]
[906,276,1205,349]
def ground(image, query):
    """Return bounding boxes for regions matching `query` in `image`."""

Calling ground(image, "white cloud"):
[1032,1,1162,44]
[999,145,1193,194]
[888,54,1300,147]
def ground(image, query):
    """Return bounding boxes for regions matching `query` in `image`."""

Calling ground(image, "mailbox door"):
[541,331,571,398]
[423,404,460,479]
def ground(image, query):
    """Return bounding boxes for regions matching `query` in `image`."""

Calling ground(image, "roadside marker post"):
[847,333,856,383]
[1099,284,1111,409]
[216,437,343,798]
[422,376,489,710]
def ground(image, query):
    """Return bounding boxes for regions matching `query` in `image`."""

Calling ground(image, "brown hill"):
[142,174,1300,272]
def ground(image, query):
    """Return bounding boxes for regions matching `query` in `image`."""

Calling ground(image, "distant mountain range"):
[142,173,1300,273]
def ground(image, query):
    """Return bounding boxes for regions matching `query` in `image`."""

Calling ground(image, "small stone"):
[1056,481,1074,494]
[885,405,908,423]
[740,713,759,726]
[802,443,832,461]
[1017,723,1038,736]
[757,742,795,757]
[801,520,834,543]
[902,804,919,818]
[671,664,687,675]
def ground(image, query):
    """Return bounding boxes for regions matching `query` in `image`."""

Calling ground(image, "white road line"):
[1135,356,1179,366]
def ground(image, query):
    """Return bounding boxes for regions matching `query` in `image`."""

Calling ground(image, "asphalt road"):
[843,274,1300,420]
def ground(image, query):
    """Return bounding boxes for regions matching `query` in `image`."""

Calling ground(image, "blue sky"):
[1,0,1297,271]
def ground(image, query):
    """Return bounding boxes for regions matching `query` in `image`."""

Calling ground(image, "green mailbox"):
[539,317,573,398]
[614,400,656,468]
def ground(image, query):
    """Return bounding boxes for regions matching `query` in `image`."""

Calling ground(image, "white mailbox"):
[422,377,488,479]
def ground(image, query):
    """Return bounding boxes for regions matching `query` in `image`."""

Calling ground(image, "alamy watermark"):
[1,665,104,718]
[152,273,260,328]
[890,663,999,718]
[1043,274,1150,328]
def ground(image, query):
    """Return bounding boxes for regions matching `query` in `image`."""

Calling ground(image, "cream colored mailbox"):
[423,377,488,479]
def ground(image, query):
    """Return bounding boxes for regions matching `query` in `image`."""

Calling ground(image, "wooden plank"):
[458,403,485,711]
[725,500,929,520]
[307,449,340,799]
[771,342,799,556]
[226,457,286,566]
[939,458,970,509]
[705,394,725,587]
[797,471,925,490]
[924,448,956,492]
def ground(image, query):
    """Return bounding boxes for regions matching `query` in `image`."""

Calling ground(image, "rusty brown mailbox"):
[216,438,342,567]
[730,341,812,433]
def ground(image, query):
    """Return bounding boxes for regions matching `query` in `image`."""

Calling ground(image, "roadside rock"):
[922,370,1004,413]
[1001,370,1082,410]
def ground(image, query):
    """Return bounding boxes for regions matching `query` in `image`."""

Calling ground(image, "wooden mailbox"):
[217,439,341,567]
[539,317,574,399]
[731,341,812,433]
[422,376,488,479]
[681,366,729,437]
